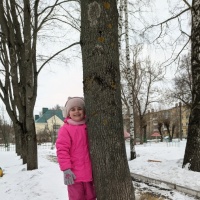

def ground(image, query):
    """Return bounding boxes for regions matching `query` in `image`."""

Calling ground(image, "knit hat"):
[62,97,85,118]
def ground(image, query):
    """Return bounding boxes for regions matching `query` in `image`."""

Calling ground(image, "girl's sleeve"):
[56,126,72,171]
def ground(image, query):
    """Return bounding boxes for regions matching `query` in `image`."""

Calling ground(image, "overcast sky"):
[0,0,191,121]
[35,0,191,114]
[34,57,83,115]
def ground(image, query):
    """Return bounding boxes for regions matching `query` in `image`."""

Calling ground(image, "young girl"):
[56,97,96,200]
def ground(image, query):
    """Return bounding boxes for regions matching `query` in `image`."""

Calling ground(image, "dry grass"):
[137,191,169,200]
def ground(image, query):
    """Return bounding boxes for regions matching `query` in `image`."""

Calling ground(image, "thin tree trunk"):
[133,109,137,145]
[139,122,143,145]
[124,0,136,160]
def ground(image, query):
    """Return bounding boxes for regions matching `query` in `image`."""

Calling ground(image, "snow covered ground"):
[127,139,200,199]
[0,139,199,200]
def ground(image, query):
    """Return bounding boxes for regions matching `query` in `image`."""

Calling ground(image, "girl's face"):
[69,106,85,122]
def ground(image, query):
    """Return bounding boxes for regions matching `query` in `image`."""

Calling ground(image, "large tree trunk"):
[81,1,135,199]
[26,118,38,170]
[0,0,38,170]
[183,0,200,172]
[14,123,21,156]
[24,0,38,170]
[13,120,27,163]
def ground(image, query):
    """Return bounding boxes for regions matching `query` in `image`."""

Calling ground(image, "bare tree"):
[0,116,13,147]
[156,104,181,141]
[0,0,80,170]
[118,0,154,158]
[168,53,192,107]
[81,1,135,199]
[124,0,136,159]
[121,46,164,145]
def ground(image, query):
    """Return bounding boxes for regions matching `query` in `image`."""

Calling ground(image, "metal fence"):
[0,142,55,151]
[38,142,55,150]
[0,144,16,151]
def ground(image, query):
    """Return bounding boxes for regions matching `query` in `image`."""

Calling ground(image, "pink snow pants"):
[67,181,96,200]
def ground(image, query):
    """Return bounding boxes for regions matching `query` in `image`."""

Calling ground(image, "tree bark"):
[81,1,135,199]
[183,0,200,172]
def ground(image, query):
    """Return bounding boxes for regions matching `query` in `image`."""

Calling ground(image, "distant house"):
[35,108,64,143]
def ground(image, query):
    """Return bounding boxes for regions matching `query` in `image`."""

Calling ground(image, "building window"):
[53,125,60,130]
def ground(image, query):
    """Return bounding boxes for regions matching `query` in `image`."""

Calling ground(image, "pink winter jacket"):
[56,118,93,183]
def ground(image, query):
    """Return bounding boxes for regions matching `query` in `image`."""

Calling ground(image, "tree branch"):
[143,8,190,34]
[38,42,80,74]
[182,0,192,9]
[161,37,190,68]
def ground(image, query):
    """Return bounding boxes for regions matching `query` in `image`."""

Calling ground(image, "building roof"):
[35,108,64,123]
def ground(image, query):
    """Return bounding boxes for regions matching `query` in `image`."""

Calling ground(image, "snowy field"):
[0,140,200,200]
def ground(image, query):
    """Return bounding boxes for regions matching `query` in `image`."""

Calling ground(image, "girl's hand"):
[63,169,76,185]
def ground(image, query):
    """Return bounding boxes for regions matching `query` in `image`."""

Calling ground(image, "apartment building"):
[124,103,190,141]
[145,104,189,139]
